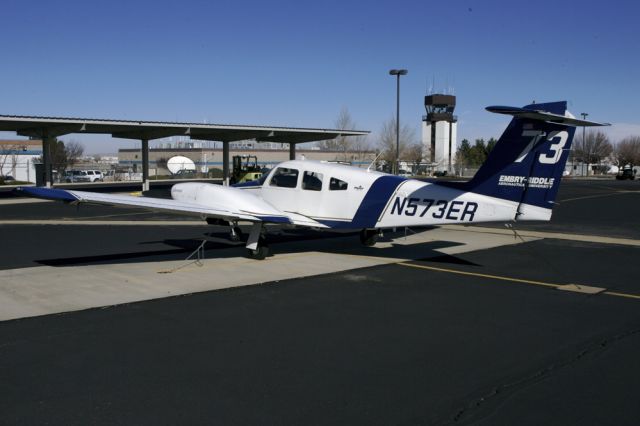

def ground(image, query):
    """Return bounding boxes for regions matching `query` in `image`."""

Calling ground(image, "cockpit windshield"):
[269,167,299,188]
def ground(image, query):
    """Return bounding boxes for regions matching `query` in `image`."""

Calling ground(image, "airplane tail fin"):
[465,101,608,221]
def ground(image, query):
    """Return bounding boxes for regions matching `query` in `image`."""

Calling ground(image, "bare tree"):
[404,144,423,172]
[0,142,23,177]
[318,107,367,161]
[65,140,85,168]
[377,116,416,170]
[349,132,373,165]
[572,130,612,174]
[35,139,85,174]
[156,157,169,170]
[613,136,640,167]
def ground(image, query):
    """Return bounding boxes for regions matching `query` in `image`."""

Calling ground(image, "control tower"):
[422,94,457,173]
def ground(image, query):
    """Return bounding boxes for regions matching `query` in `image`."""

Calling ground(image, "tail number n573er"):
[390,197,478,221]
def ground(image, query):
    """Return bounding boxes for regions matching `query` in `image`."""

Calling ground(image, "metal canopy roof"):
[0,114,369,142]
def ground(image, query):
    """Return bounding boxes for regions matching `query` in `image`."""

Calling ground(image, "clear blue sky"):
[1,0,638,153]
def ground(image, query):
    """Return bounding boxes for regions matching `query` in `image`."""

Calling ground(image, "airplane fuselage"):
[171,160,532,229]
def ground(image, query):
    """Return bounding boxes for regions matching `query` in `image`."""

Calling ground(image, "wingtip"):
[14,186,78,202]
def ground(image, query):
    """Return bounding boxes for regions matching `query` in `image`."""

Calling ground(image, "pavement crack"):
[445,327,640,425]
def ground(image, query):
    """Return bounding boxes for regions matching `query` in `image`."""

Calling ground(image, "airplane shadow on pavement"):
[34,227,478,268]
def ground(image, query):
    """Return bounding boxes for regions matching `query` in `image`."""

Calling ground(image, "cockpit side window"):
[302,171,323,191]
[269,167,299,188]
[329,177,348,191]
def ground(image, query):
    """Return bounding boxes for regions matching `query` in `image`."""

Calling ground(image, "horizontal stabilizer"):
[486,105,610,127]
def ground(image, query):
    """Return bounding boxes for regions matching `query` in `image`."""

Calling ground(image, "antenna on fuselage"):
[367,151,384,172]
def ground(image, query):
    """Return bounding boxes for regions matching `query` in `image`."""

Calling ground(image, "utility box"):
[34,163,52,187]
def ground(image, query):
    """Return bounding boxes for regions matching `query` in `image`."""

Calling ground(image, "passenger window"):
[302,171,323,191]
[269,167,299,188]
[329,177,348,191]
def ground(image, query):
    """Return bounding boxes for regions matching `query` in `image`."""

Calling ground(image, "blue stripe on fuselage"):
[316,175,406,229]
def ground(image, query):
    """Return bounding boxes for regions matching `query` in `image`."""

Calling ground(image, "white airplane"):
[18,101,607,259]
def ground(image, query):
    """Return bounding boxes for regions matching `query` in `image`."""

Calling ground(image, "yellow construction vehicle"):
[231,155,263,184]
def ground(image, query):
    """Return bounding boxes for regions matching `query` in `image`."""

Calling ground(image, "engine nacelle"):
[171,182,282,218]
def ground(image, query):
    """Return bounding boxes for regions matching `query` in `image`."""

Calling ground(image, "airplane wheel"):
[359,229,378,247]
[247,236,269,260]
[248,245,269,260]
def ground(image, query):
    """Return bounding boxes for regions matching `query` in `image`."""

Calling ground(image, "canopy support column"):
[289,142,295,160]
[223,141,230,186]
[141,139,149,192]
[42,130,52,188]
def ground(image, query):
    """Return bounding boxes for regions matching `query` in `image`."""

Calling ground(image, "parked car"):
[433,170,448,177]
[64,170,91,183]
[173,169,197,178]
[615,166,636,180]
[85,170,103,182]
[64,169,103,183]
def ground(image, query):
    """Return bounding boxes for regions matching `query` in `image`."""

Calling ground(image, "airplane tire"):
[247,236,269,260]
[359,229,378,246]
[248,245,269,260]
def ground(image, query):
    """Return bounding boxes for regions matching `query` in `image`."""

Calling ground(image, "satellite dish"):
[167,156,196,174]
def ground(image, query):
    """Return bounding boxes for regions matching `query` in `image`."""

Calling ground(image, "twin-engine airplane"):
[18,101,607,259]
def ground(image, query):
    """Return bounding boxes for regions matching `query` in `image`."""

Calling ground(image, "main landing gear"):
[246,222,269,260]
[359,228,379,246]
[229,221,243,242]
[206,218,243,243]
[207,218,268,259]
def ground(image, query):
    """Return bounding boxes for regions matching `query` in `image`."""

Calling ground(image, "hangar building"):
[0,139,42,182]
[118,145,377,176]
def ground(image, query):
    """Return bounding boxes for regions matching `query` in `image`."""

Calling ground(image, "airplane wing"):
[15,187,292,224]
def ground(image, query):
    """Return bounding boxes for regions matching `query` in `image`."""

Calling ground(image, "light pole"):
[389,69,408,175]
[581,112,588,176]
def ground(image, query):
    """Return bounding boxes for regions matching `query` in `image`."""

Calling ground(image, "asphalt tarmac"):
[0,179,639,425]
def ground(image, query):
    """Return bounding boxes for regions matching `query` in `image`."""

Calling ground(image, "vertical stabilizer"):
[466,101,607,220]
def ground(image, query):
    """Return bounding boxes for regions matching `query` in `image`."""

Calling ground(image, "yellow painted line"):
[603,291,640,300]
[559,190,639,203]
[441,225,640,247]
[0,220,205,226]
[70,211,151,219]
[398,262,640,300]
[398,262,559,288]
